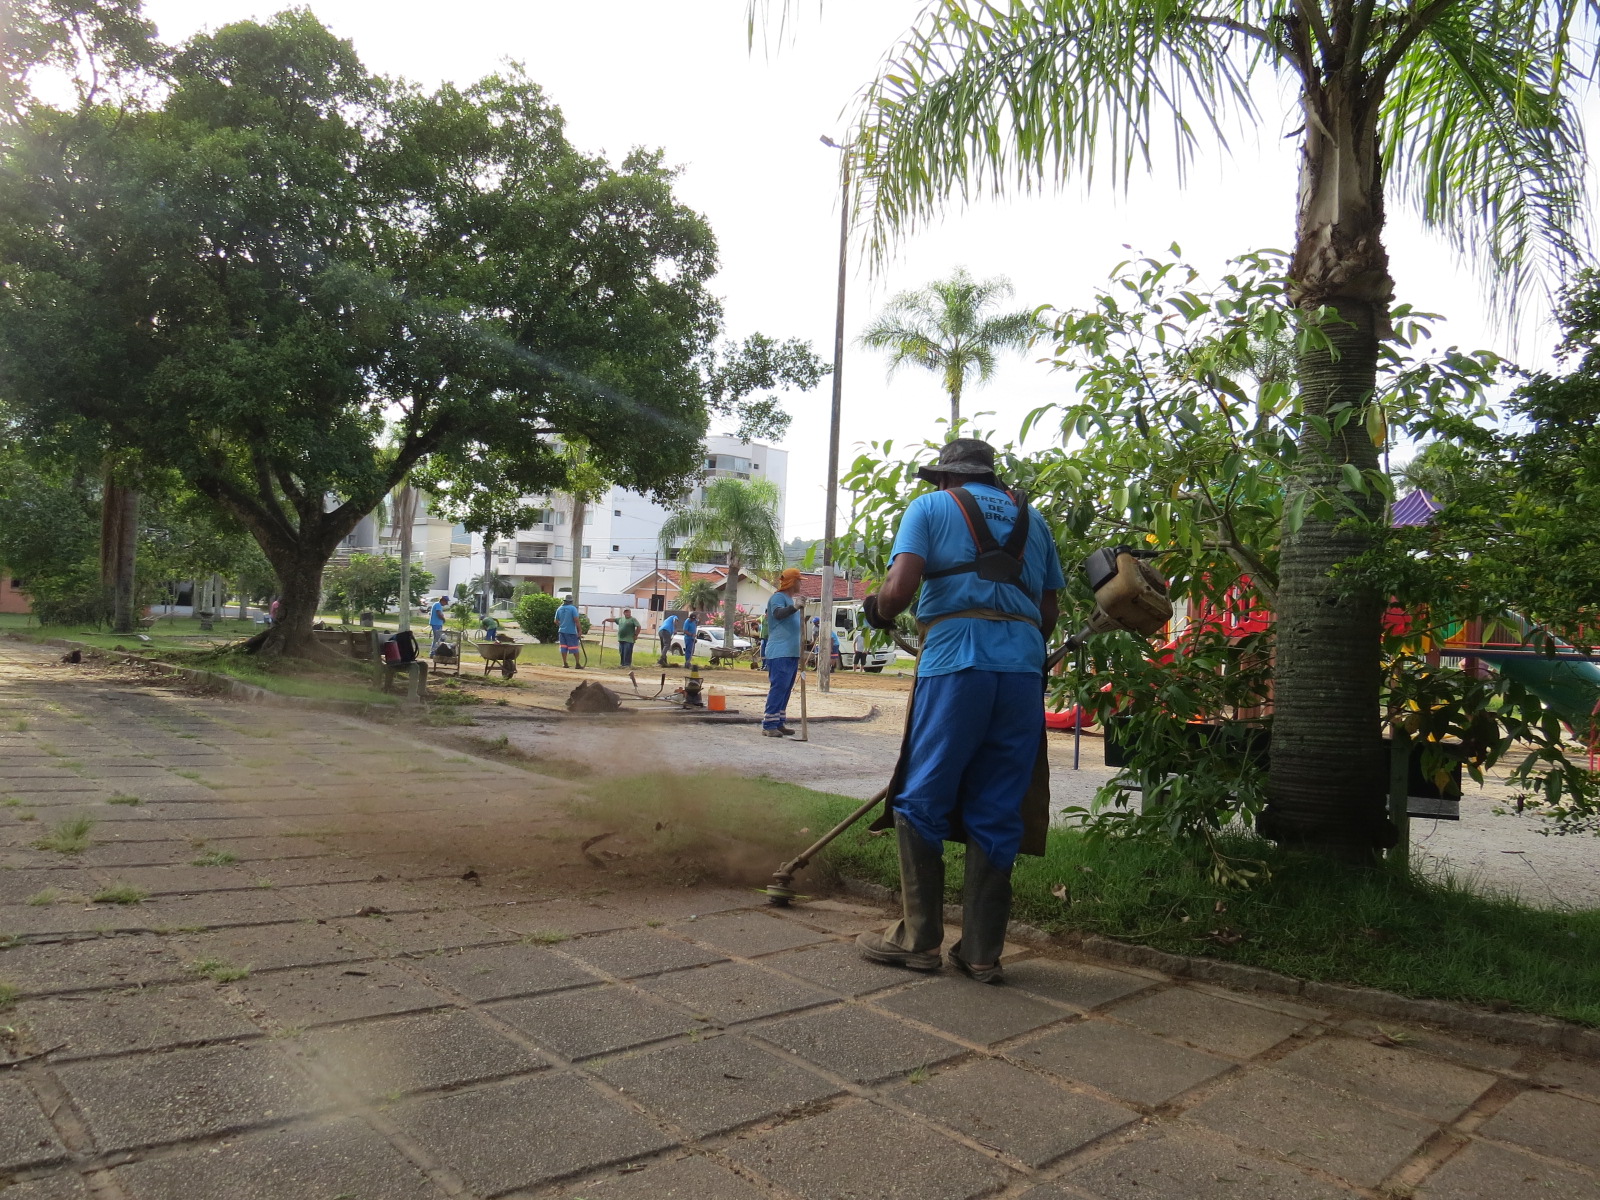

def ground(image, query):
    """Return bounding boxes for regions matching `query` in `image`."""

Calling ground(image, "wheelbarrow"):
[476,639,522,678]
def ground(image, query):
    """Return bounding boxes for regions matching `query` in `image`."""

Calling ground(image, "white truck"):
[802,597,898,673]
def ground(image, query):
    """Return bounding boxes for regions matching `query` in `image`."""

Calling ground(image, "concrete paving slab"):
[414,942,603,1001]
[283,880,437,919]
[890,1057,1134,1167]
[1064,1127,1360,1199]
[1477,1088,1600,1171]
[638,961,835,1025]
[113,1116,446,1200]
[467,896,630,947]
[874,978,1072,1046]
[1414,1140,1600,1200]
[0,900,149,938]
[0,1170,92,1199]
[1184,1068,1439,1187]
[1108,986,1311,1058]
[561,929,729,978]
[0,870,99,905]
[1275,1034,1497,1122]
[0,1076,67,1172]
[1337,1018,1525,1072]
[757,1006,966,1084]
[71,841,194,868]
[236,961,453,1027]
[90,863,260,894]
[489,983,707,1060]
[56,1042,328,1152]
[556,1154,770,1199]
[135,888,307,929]
[594,1035,842,1136]
[671,911,835,957]
[1000,958,1152,1010]
[729,1099,1016,1200]
[16,982,261,1060]
[1534,1054,1600,1101]
[163,920,368,973]
[0,934,186,995]
[772,899,889,935]
[394,1072,675,1197]
[303,1008,545,1098]
[1014,1019,1232,1105]
[347,907,510,954]
[764,941,919,996]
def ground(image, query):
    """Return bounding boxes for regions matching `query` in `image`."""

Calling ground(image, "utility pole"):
[818,134,848,694]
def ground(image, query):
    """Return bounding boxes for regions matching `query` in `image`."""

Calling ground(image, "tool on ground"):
[762,544,1172,906]
[798,669,809,741]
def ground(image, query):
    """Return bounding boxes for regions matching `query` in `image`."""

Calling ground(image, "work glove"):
[861,593,896,631]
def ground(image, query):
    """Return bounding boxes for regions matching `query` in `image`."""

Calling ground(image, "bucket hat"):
[916,438,999,484]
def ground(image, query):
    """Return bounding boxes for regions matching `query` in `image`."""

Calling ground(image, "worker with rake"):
[857,439,1063,984]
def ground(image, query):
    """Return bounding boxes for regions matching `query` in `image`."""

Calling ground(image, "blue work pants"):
[895,669,1043,871]
[764,657,799,731]
[618,640,634,667]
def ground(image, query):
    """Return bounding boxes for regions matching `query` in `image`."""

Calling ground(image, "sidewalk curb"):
[836,874,1599,1059]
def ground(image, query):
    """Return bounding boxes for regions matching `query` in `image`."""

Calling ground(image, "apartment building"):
[480,435,789,607]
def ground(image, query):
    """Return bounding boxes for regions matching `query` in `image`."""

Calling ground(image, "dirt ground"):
[451,657,1600,911]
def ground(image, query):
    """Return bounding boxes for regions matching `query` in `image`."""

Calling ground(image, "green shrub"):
[513,592,560,642]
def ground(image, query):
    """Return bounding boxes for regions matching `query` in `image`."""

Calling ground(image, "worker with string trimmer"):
[856,438,1066,985]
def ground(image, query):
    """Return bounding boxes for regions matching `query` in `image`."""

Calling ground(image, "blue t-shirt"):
[683,618,698,645]
[891,483,1066,677]
[765,591,802,658]
[659,615,678,635]
[429,601,444,628]
[556,603,580,635]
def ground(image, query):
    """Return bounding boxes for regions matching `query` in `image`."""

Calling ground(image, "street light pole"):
[818,135,848,694]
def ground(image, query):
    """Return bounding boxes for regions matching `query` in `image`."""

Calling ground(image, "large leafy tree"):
[752,0,1593,858]
[0,9,784,659]
[659,476,785,643]
[859,266,1037,429]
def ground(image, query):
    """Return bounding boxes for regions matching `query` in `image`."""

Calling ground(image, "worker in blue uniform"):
[858,438,1064,984]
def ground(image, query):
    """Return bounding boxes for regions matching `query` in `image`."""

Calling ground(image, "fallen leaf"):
[1368,1034,1403,1048]
[1213,900,1228,914]
[1050,883,1071,906]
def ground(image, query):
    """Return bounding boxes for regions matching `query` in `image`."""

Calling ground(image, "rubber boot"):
[948,838,1012,985]
[856,815,945,971]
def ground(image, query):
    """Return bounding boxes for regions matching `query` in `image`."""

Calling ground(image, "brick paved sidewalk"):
[0,641,1595,1200]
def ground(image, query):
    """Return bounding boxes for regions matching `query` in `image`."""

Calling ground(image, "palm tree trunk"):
[483,537,493,616]
[396,484,417,633]
[949,377,962,432]
[1261,80,1394,859]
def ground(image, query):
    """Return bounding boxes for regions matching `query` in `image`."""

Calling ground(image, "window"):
[649,594,664,611]
[611,544,619,552]
[515,542,550,564]
[584,509,593,525]
[554,545,564,559]
[581,545,592,559]
[613,509,621,517]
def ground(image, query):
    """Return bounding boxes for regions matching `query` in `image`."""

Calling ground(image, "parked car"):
[670,626,751,654]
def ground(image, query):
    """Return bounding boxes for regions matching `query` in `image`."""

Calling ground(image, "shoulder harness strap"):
[924,487,1031,588]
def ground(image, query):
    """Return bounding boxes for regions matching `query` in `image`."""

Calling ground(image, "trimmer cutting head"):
[761,869,799,906]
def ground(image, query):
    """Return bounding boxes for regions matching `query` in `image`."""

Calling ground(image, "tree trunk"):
[396,484,417,633]
[240,546,330,659]
[1261,77,1395,859]
[482,537,493,616]
[99,471,138,634]
[722,551,740,653]
[569,495,585,603]
[949,379,962,432]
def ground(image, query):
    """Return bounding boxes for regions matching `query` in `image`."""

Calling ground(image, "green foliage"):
[678,578,720,615]
[513,591,560,642]
[659,476,784,636]
[845,251,1597,846]
[0,456,102,625]
[322,554,433,621]
[35,813,94,853]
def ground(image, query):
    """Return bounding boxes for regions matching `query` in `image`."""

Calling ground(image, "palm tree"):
[859,268,1037,430]
[659,477,785,649]
[678,577,721,616]
[749,0,1591,860]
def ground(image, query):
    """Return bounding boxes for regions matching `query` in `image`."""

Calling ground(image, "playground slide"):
[1474,651,1600,733]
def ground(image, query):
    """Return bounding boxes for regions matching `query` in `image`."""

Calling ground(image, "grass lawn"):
[0,613,396,707]
[578,773,1600,1028]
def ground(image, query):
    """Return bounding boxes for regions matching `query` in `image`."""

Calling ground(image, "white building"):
[478,435,788,609]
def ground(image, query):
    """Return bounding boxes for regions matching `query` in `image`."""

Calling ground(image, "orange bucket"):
[707,688,726,712]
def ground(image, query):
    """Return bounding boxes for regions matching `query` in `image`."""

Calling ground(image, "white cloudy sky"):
[140,0,1567,540]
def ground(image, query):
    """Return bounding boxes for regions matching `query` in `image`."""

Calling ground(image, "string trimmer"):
[759,545,1171,906]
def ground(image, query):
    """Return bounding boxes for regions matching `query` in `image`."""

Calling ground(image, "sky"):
[139,0,1568,541]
